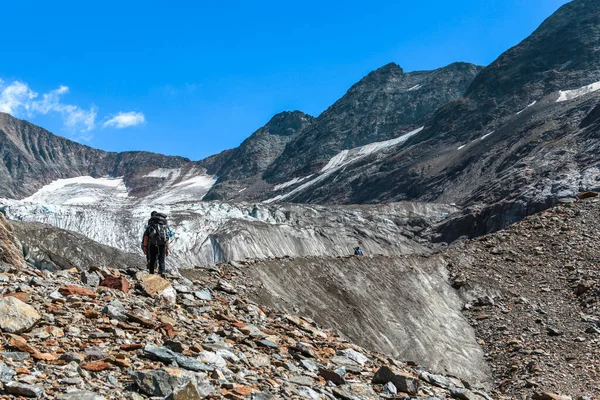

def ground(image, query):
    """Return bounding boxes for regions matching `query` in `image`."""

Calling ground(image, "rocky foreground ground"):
[445,195,600,399]
[0,213,497,400]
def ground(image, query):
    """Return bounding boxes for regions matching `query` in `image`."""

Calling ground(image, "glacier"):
[1,176,458,271]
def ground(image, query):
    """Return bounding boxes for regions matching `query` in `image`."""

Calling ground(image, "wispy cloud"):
[0,79,144,138]
[103,111,146,129]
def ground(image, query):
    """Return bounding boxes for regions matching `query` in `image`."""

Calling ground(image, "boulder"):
[136,273,177,304]
[130,368,213,398]
[100,275,130,292]
[5,382,45,398]
[0,297,41,334]
[372,366,420,395]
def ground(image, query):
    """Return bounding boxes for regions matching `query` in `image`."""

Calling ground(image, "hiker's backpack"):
[147,221,170,246]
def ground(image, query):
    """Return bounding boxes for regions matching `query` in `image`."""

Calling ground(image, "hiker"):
[142,211,170,276]
[354,246,364,256]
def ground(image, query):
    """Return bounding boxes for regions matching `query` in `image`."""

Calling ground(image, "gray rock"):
[5,381,45,398]
[331,386,370,400]
[81,271,101,287]
[252,391,276,400]
[215,280,237,294]
[102,300,128,322]
[194,289,212,301]
[59,352,84,363]
[340,349,369,366]
[143,345,212,372]
[289,375,315,386]
[450,387,479,400]
[300,359,318,371]
[0,362,16,383]
[372,366,420,395]
[382,382,397,395]
[419,371,455,389]
[84,347,108,361]
[58,392,105,400]
[0,296,41,334]
[257,339,278,349]
[130,369,212,398]
[1,351,30,361]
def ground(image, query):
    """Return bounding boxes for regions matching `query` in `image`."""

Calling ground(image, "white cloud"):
[0,79,144,137]
[103,111,146,129]
[0,79,98,133]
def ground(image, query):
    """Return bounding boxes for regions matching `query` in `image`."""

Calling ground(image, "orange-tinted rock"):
[81,361,112,371]
[100,275,130,292]
[1,292,31,303]
[58,285,96,298]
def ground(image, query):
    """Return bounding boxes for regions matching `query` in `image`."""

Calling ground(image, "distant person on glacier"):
[142,211,171,277]
[354,246,364,256]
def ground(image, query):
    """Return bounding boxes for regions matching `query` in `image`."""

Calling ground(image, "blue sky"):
[0,0,570,160]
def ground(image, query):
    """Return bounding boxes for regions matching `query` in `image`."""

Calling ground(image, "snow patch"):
[457,145,466,150]
[273,175,314,191]
[267,127,424,202]
[516,101,537,115]
[407,84,422,92]
[480,131,495,141]
[556,80,600,102]
[24,176,129,206]
[144,168,181,178]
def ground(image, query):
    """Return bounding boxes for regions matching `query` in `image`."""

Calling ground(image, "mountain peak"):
[264,110,314,136]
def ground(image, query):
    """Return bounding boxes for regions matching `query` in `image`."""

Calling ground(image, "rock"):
[216,279,237,294]
[0,362,16,383]
[100,275,130,292]
[300,359,318,371]
[297,386,321,400]
[59,352,84,363]
[58,392,106,400]
[167,380,202,400]
[194,289,212,301]
[257,339,278,349]
[130,368,213,398]
[532,393,573,400]
[84,347,108,361]
[137,273,177,304]
[80,271,101,287]
[319,367,346,385]
[198,350,227,369]
[547,327,563,336]
[102,300,128,322]
[372,366,420,395]
[1,351,30,361]
[81,361,112,371]
[1,291,31,303]
[340,349,369,366]
[58,285,96,298]
[143,345,212,372]
[382,382,397,395]
[451,387,479,400]
[5,381,45,398]
[0,296,41,333]
[249,354,271,368]
[576,191,598,199]
[419,371,455,389]
[289,375,315,386]
[332,386,370,400]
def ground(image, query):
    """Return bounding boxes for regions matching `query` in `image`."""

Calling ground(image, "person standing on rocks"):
[142,211,171,277]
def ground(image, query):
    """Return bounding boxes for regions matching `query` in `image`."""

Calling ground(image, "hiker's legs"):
[157,245,167,275]
[148,246,159,274]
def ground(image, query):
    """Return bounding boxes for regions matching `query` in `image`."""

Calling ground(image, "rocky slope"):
[264,62,483,183]
[0,217,496,400]
[204,111,314,201]
[263,0,600,240]
[442,195,600,398]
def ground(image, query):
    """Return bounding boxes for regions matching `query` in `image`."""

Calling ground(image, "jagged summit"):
[264,61,482,182]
